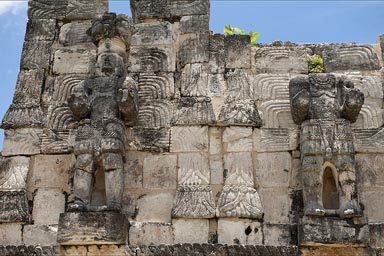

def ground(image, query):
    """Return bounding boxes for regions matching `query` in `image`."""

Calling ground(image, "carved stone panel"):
[322,45,381,72]
[59,22,93,46]
[0,156,30,223]
[129,46,176,72]
[12,70,45,105]
[354,128,384,153]
[217,152,263,219]
[131,21,176,46]
[25,19,56,41]
[172,97,216,125]
[28,0,68,19]
[253,128,299,152]
[171,0,210,16]
[66,0,108,20]
[138,73,175,100]
[254,46,311,74]
[138,99,173,127]
[218,99,262,127]
[180,63,209,97]
[170,126,208,152]
[20,40,52,70]
[172,153,216,218]
[1,104,43,129]
[179,33,210,66]
[53,48,96,75]
[2,129,41,156]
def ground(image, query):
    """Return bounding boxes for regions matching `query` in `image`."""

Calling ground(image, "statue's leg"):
[302,155,325,216]
[335,155,362,218]
[68,153,95,212]
[101,152,124,212]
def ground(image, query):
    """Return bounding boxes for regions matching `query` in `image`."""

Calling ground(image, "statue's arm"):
[117,77,138,126]
[341,80,364,123]
[68,81,90,120]
[289,76,310,125]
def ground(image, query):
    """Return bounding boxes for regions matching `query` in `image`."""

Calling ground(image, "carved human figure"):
[289,73,364,218]
[67,13,138,212]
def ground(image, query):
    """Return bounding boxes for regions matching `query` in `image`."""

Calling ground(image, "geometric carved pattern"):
[28,0,67,19]
[138,73,174,99]
[172,97,216,125]
[1,104,43,129]
[353,128,384,153]
[46,104,77,129]
[253,74,290,101]
[260,100,297,128]
[138,100,173,127]
[353,103,383,129]
[254,128,299,152]
[39,129,74,154]
[323,45,381,72]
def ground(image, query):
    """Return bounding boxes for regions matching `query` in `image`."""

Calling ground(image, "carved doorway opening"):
[322,164,339,210]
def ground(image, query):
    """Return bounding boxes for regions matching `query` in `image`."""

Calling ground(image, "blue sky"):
[0,1,383,150]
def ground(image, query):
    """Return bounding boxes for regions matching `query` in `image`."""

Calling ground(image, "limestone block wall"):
[0,0,384,255]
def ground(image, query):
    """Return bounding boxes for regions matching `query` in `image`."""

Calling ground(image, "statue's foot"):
[305,203,325,217]
[106,201,122,212]
[339,202,363,219]
[67,200,87,212]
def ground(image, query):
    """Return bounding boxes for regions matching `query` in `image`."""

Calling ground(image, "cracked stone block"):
[180,15,209,34]
[225,35,251,69]
[263,224,291,246]
[360,190,384,223]
[356,154,384,187]
[129,222,174,246]
[0,224,23,245]
[179,33,209,66]
[255,152,291,187]
[57,212,129,245]
[171,0,210,16]
[218,219,263,245]
[135,191,174,223]
[142,154,177,189]
[173,219,209,244]
[30,154,75,192]
[209,34,225,73]
[130,0,171,21]
[53,48,96,74]
[23,225,58,246]
[259,188,291,224]
[25,19,56,41]
[370,224,384,248]
[124,151,144,189]
[299,216,368,244]
[32,188,65,225]
[12,70,45,105]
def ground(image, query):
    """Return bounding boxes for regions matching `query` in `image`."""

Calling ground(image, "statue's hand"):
[117,88,130,103]
[345,89,364,109]
[68,94,89,119]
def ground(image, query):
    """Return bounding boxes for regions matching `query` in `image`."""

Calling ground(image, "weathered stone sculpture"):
[289,73,364,218]
[67,13,138,212]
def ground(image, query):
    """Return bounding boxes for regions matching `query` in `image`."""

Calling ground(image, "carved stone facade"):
[0,0,384,255]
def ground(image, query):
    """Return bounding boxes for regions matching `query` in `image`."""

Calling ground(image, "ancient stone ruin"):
[0,0,384,255]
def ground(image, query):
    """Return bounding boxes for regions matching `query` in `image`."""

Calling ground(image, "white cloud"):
[0,1,27,16]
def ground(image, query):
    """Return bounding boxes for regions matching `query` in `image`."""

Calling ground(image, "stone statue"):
[289,73,364,218]
[67,13,138,212]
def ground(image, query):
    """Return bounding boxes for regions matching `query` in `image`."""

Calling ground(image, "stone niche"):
[1,0,384,255]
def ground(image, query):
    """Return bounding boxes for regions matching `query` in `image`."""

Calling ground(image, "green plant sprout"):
[224,25,260,47]
[307,54,324,73]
